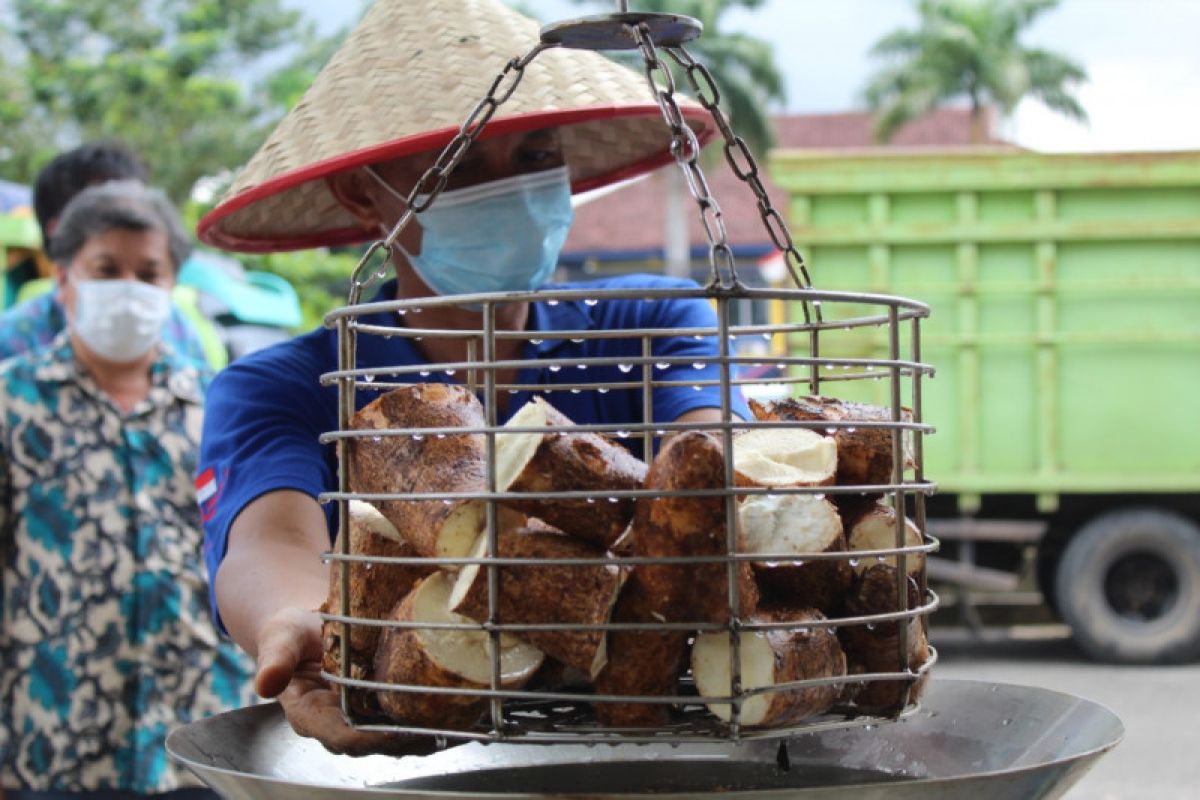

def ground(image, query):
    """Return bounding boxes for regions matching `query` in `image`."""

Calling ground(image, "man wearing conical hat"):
[197,0,749,752]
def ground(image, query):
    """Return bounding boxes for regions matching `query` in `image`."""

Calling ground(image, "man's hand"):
[278,666,438,757]
[255,605,435,757]
[253,606,323,699]
[218,492,429,755]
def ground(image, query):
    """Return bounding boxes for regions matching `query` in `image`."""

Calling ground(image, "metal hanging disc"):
[540,12,703,51]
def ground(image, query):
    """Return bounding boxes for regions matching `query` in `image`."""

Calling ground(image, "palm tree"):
[573,0,785,277]
[864,0,1087,143]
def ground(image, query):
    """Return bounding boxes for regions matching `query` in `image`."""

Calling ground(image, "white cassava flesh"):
[738,493,851,612]
[372,572,544,729]
[436,503,485,562]
[733,428,837,488]
[347,499,403,541]
[692,610,845,726]
[846,505,924,576]
[738,494,843,561]
[748,396,914,488]
[693,631,777,723]
[495,399,547,496]
[406,572,543,685]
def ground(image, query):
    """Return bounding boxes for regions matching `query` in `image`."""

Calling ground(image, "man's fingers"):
[253,607,438,757]
[255,609,322,698]
[280,681,436,758]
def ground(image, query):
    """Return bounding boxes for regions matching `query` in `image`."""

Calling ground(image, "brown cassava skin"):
[753,546,854,618]
[348,384,487,558]
[591,579,690,728]
[592,432,757,727]
[451,527,625,676]
[501,402,647,547]
[371,577,489,731]
[737,608,846,726]
[750,396,912,488]
[322,508,436,657]
[636,431,759,625]
[318,598,381,720]
[839,563,930,713]
[319,509,435,719]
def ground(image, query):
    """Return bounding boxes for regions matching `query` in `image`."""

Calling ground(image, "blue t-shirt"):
[198,274,748,623]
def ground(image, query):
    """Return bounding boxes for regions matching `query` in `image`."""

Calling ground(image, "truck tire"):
[1055,508,1200,664]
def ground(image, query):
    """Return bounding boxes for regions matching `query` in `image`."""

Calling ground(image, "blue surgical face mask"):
[367,165,574,299]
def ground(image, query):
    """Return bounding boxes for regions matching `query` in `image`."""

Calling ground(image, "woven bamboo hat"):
[198,0,714,253]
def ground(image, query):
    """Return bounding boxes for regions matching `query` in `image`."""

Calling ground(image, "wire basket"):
[317,280,938,745]
[312,4,937,746]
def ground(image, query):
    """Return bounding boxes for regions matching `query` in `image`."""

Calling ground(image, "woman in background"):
[0,181,254,799]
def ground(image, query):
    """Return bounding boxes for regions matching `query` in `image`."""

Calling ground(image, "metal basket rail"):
[317,282,938,744]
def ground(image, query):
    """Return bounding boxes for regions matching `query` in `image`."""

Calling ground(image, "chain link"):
[347,43,551,305]
[630,23,738,290]
[662,44,821,322]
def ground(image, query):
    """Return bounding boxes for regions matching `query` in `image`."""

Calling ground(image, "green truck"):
[769,147,1200,664]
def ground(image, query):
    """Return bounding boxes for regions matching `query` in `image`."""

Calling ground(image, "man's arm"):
[215,489,330,693]
[216,489,427,755]
[671,406,735,428]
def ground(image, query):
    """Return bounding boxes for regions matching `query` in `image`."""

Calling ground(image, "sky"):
[288,0,1200,153]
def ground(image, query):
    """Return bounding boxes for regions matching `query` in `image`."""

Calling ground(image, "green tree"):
[864,0,1087,143]
[2,0,326,202]
[572,0,784,276]
[573,0,783,156]
[0,21,59,181]
[262,10,362,112]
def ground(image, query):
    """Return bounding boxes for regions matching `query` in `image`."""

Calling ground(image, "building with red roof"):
[560,107,1011,280]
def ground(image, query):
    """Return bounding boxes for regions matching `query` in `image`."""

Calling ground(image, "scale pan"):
[168,678,1122,800]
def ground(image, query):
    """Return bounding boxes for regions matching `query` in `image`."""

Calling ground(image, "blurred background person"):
[0,142,212,371]
[0,181,255,799]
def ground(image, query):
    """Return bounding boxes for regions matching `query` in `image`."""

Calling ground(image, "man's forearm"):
[215,490,332,658]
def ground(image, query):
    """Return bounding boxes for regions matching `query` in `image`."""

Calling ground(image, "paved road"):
[931,626,1200,800]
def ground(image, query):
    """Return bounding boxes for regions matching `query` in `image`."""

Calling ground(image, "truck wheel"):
[1055,509,1200,664]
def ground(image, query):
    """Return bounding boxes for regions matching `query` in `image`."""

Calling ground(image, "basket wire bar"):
[323,285,930,324]
[335,315,355,724]
[320,5,938,746]
[319,538,941,576]
[911,318,930,653]
[324,594,940,638]
[888,304,913,709]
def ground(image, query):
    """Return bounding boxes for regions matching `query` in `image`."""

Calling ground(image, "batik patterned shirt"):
[0,332,255,792]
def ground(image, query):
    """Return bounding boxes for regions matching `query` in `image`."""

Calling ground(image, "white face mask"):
[70,278,172,362]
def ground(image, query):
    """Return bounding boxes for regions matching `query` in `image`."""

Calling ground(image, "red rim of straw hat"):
[198,104,715,253]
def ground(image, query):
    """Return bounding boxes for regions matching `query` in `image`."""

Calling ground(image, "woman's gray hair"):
[47,180,192,272]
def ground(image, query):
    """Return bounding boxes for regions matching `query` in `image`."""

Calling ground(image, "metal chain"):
[660,43,822,323]
[346,42,551,306]
[630,23,738,291]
